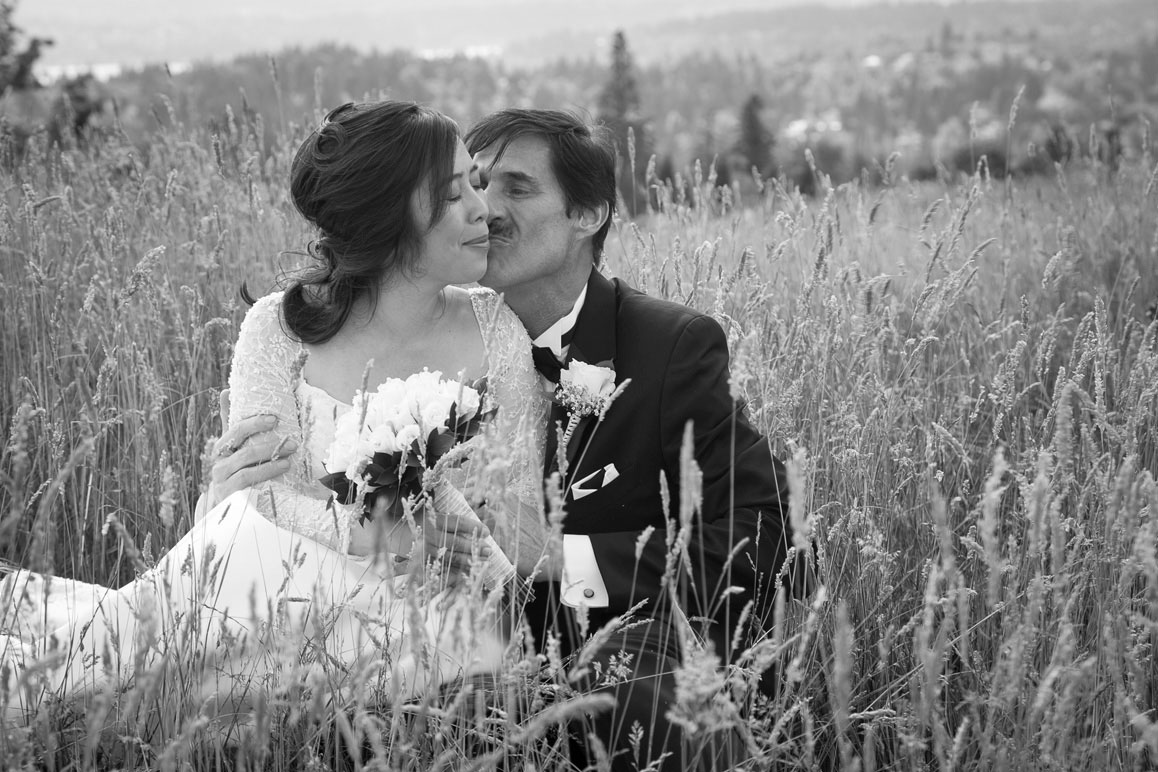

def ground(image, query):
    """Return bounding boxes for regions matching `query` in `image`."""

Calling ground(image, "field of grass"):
[1,104,1156,770]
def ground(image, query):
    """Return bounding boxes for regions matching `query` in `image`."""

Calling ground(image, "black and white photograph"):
[1,0,1155,769]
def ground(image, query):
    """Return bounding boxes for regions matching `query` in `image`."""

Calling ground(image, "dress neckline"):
[298,379,351,408]
[295,288,495,406]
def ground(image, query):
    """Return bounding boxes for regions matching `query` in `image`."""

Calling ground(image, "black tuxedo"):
[525,269,792,770]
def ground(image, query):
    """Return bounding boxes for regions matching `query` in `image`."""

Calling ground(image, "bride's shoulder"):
[241,291,287,324]
[246,290,287,316]
[237,290,291,343]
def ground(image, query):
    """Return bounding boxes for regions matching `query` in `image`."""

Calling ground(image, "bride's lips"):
[463,235,491,249]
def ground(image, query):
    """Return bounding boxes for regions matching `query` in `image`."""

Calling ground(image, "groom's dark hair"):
[465,109,617,264]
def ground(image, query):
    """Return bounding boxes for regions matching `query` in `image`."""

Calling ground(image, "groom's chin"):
[478,259,506,290]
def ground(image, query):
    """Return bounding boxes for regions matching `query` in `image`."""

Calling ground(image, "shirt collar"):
[532,283,588,359]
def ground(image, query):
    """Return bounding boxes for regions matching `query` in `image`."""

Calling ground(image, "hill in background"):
[24,0,1087,71]
[11,0,1155,193]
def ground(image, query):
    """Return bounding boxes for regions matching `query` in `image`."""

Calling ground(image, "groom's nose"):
[486,208,507,232]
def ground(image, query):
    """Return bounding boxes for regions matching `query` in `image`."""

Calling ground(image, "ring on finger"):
[215,440,236,459]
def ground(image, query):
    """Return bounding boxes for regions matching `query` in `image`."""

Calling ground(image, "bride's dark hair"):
[282,101,459,344]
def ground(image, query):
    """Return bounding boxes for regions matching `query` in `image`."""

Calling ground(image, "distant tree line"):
[0,0,106,160]
[9,10,1155,197]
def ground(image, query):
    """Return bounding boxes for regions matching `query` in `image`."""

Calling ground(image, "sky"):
[17,0,965,71]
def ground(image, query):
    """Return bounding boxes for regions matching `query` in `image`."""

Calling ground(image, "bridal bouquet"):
[320,370,495,523]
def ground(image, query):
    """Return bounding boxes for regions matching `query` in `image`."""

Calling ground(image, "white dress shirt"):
[531,284,609,608]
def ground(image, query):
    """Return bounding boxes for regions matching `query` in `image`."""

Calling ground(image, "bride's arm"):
[226,293,304,448]
[198,294,302,517]
[202,293,352,549]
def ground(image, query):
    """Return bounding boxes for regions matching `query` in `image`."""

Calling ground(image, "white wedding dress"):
[0,289,547,724]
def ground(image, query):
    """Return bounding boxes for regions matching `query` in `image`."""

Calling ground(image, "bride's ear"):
[574,202,611,239]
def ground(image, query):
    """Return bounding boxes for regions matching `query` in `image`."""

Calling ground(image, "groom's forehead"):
[481,135,551,169]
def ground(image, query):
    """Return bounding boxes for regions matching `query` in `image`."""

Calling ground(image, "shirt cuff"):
[560,534,609,608]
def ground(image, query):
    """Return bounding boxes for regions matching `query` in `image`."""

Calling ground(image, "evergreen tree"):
[737,93,775,179]
[1,1,51,92]
[597,30,640,123]
[597,30,652,217]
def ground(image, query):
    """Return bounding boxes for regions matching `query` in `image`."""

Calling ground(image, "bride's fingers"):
[213,415,278,459]
[206,435,296,505]
[213,459,290,497]
[423,512,491,544]
[212,436,296,479]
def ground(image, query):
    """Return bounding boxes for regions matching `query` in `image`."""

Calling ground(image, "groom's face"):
[474,135,584,300]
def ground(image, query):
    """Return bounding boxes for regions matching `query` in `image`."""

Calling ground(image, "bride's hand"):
[195,389,297,519]
[493,498,563,582]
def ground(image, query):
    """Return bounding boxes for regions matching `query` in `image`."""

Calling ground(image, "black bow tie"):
[532,345,563,383]
[532,325,576,384]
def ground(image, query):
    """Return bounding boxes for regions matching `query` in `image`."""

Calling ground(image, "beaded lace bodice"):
[227,289,547,552]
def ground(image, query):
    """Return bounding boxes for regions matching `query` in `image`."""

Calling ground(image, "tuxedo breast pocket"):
[569,462,627,500]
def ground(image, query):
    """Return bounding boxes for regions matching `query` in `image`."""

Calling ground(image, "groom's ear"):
[574,202,611,239]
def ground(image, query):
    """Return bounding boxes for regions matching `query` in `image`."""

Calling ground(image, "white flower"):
[394,423,422,451]
[323,369,482,476]
[560,361,616,399]
[557,361,618,418]
[418,391,457,435]
[454,382,482,421]
[367,423,401,454]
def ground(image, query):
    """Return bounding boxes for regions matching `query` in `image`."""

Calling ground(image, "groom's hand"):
[196,389,296,519]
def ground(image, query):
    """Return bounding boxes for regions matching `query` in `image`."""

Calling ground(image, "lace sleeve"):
[469,289,547,516]
[227,292,351,551]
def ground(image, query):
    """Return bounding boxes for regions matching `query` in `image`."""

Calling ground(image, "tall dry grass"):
[1,99,1156,770]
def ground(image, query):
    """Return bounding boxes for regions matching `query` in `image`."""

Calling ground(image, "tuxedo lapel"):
[557,270,619,486]
[567,270,618,369]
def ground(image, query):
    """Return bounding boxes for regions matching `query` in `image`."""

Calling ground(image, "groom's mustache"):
[488,222,515,240]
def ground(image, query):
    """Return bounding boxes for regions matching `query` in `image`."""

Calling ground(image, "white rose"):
[455,383,481,420]
[325,409,365,472]
[367,423,400,455]
[560,361,616,399]
[394,423,422,452]
[405,369,444,398]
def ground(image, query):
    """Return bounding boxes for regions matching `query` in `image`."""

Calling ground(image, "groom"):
[464,109,794,770]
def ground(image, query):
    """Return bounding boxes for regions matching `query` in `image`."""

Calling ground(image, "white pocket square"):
[571,463,619,500]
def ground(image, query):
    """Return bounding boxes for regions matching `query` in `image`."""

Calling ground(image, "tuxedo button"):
[583,588,595,599]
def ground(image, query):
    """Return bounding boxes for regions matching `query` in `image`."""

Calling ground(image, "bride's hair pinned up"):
[282,100,460,344]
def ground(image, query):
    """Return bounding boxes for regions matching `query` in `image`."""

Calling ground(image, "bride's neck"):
[351,280,449,342]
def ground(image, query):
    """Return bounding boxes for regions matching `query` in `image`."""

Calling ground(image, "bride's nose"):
[466,184,488,223]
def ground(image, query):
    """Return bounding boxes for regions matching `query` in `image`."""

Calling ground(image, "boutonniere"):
[553,361,630,457]
[556,361,617,419]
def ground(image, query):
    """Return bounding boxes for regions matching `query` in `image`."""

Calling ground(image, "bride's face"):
[411,140,490,287]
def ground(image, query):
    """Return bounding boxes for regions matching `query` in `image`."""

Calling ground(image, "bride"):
[0,101,549,724]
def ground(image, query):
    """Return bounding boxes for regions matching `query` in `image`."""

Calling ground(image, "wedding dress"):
[0,289,548,723]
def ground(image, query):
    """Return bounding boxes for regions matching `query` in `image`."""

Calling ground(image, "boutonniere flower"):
[556,361,617,419]
[553,362,631,469]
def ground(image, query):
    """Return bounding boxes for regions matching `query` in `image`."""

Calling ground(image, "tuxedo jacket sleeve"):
[560,272,791,651]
